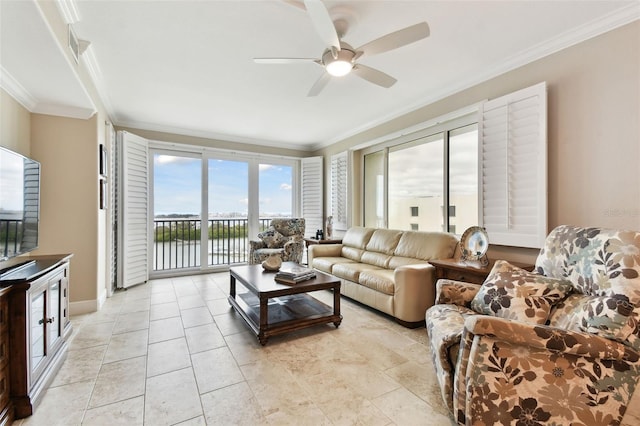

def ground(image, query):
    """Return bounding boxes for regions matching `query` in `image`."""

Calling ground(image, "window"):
[363,119,478,233]
[123,136,301,277]
[361,82,546,248]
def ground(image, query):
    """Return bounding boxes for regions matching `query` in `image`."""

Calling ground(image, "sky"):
[0,149,25,212]
[388,126,478,199]
[153,154,292,217]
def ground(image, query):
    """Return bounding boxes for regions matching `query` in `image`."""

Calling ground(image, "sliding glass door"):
[152,153,202,271]
[150,147,298,275]
[207,159,249,266]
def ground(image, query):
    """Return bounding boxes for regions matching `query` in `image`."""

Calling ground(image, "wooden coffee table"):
[228,263,342,345]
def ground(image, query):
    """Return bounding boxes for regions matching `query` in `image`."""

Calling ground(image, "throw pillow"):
[470,260,574,325]
[259,229,287,248]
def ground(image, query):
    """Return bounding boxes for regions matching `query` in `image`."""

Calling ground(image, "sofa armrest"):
[283,239,305,263]
[464,315,637,361]
[307,244,343,265]
[435,279,481,308]
[393,263,437,323]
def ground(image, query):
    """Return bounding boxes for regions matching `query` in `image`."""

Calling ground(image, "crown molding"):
[81,44,117,119]
[316,3,640,150]
[32,103,96,120]
[55,0,81,24]
[0,67,37,111]
[1,66,95,120]
[115,119,316,152]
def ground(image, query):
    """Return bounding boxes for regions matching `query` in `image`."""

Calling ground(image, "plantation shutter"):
[117,131,149,288]
[301,156,323,238]
[330,151,349,231]
[479,82,547,248]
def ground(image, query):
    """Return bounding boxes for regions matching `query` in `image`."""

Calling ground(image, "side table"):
[429,258,535,284]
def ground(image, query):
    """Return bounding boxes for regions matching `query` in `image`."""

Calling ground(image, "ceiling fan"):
[254,0,430,96]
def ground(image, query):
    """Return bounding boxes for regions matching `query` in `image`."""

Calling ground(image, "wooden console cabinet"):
[0,254,73,422]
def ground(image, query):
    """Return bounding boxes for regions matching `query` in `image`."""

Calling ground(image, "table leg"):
[229,275,236,303]
[333,284,342,328]
[259,294,268,345]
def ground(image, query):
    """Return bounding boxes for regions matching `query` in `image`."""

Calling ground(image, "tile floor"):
[11,271,640,426]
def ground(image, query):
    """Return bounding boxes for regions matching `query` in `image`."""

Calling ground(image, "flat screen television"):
[0,146,40,262]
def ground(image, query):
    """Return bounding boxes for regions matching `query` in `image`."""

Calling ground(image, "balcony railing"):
[153,218,272,271]
[0,219,22,259]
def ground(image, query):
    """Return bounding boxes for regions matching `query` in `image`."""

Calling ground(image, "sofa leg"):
[395,318,425,328]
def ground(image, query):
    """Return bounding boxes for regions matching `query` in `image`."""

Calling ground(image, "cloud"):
[259,164,274,171]
[155,155,195,165]
[280,183,292,191]
[239,198,248,205]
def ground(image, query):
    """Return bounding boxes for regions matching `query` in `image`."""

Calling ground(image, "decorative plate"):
[460,226,489,261]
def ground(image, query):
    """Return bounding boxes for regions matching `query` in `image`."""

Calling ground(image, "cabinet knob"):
[38,317,55,325]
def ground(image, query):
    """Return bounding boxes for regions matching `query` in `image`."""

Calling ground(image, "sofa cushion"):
[332,262,382,283]
[388,256,425,269]
[311,257,355,274]
[394,231,458,261]
[366,229,403,255]
[341,246,365,262]
[342,227,375,250]
[358,269,395,295]
[470,260,573,325]
[361,251,391,268]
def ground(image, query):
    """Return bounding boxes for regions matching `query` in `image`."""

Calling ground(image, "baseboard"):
[69,299,98,315]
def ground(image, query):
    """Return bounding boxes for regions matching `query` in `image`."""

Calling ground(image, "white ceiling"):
[1,1,638,151]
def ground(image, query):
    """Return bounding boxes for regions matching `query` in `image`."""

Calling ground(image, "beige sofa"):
[308,227,458,327]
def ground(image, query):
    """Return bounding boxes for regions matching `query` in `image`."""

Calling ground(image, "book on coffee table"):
[274,273,315,285]
[275,264,316,284]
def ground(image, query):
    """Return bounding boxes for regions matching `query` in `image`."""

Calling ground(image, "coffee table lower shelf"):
[228,291,342,345]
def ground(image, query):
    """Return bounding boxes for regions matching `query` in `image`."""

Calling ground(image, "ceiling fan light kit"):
[255,0,430,95]
[323,47,355,77]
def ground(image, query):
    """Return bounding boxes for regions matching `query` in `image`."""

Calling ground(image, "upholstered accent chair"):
[426,225,640,425]
[249,218,305,265]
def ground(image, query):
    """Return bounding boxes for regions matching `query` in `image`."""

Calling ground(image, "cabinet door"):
[48,279,61,350]
[30,288,46,372]
[46,270,66,354]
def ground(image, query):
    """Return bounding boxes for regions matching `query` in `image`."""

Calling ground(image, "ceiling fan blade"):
[282,0,306,11]
[254,58,320,65]
[356,22,430,58]
[304,0,341,53]
[352,64,397,88]
[307,72,331,96]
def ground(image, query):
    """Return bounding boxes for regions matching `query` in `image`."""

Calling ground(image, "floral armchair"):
[426,225,640,425]
[249,218,305,265]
